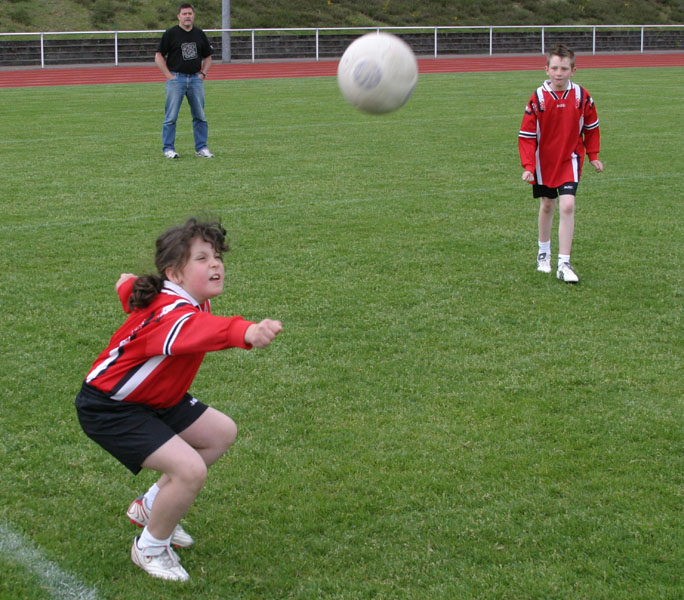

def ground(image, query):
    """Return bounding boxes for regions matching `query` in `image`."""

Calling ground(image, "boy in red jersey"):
[75,218,282,582]
[519,44,604,283]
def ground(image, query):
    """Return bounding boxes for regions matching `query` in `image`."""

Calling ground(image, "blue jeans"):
[162,72,208,152]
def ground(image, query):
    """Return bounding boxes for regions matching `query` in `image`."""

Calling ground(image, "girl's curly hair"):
[129,218,229,309]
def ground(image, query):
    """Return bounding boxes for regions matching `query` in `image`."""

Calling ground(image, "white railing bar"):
[1,23,682,38]
[1,25,681,69]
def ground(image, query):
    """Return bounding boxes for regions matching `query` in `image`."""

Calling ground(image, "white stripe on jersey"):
[535,121,543,184]
[111,355,166,401]
[571,151,580,181]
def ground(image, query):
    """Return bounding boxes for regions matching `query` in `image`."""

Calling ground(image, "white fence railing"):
[1,24,682,68]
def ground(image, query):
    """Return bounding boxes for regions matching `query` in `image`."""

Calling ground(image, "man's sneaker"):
[195,147,214,158]
[164,149,179,159]
[126,495,194,548]
[556,262,579,283]
[131,537,189,582]
[536,252,552,273]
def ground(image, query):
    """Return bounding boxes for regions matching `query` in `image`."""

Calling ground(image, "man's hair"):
[178,3,194,13]
[129,218,229,309]
[546,43,575,67]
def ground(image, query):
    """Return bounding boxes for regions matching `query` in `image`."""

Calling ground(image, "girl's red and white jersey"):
[85,278,254,409]
[518,80,600,188]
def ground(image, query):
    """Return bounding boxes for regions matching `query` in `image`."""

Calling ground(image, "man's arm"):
[200,55,212,78]
[155,51,174,80]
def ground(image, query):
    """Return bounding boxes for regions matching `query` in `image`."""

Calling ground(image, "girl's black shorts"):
[532,181,579,198]
[75,382,208,474]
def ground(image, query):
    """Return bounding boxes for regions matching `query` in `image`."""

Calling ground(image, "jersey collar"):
[162,280,201,308]
[543,80,573,100]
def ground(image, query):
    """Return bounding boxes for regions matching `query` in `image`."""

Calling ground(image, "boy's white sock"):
[558,254,571,265]
[538,241,551,255]
[143,483,161,510]
[137,526,172,556]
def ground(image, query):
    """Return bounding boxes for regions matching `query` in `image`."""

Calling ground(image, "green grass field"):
[1,65,683,599]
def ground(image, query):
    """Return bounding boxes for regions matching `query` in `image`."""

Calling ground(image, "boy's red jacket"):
[519,80,600,188]
[85,277,253,408]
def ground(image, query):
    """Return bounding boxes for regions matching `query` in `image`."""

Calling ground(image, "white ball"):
[337,32,418,114]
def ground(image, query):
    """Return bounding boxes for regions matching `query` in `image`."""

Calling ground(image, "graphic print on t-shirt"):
[181,42,198,60]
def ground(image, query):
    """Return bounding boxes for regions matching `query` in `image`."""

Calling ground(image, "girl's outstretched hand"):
[116,273,137,291]
[245,319,283,348]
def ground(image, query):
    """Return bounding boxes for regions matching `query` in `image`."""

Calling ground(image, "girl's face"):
[545,55,576,91]
[166,237,225,304]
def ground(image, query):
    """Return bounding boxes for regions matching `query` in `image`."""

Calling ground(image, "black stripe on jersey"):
[163,313,193,355]
[109,361,142,398]
[154,300,193,323]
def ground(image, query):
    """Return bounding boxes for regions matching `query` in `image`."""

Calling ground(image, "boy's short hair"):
[547,43,575,67]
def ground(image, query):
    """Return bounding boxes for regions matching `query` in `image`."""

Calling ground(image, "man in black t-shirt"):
[155,3,214,159]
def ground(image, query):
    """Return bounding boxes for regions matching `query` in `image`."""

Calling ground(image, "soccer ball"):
[337,32,418,114]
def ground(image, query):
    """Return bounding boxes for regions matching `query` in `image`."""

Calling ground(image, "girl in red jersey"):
[519,44,604,283]
[75,218,282,582]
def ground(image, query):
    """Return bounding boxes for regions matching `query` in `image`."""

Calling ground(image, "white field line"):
[0,523,98,600]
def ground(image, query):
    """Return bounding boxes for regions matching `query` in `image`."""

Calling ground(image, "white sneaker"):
[536,252,551,273]
[556,262,579,283]
[131,537,189,582]
[126,495,194,548]
[195,147,214,158]
[164,149,179,159]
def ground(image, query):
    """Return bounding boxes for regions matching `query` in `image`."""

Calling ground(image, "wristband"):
[200,71,207,78]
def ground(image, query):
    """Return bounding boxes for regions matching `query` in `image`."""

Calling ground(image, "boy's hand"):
[245,319,283,348]
[522,170,535,183]
[590,159,604,173]
[115,273,137,291]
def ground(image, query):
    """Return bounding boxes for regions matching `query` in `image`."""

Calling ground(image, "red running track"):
[1,53,682,88]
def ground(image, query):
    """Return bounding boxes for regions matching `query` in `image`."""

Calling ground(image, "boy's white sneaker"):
[556,262,579,283]
[536,252,552,273]
[131,537,189,582]
[163,149,180,159]
[195,147,214,158]
[126,495,194,548]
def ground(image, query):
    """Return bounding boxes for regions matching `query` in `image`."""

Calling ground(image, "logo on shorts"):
[181,42,198,60]
[189,397,198,406]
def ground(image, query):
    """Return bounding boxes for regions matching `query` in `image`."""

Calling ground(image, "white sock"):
[558,254,570,265]
[137,526,171,556]
[143,483,161,511]
[538,241,551,256]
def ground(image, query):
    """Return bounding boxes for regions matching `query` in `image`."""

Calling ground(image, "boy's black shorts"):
[75,382,208,474]
[533,181,579,198]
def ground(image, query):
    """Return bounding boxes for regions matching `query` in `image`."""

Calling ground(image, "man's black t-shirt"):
[157,25,212,74]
